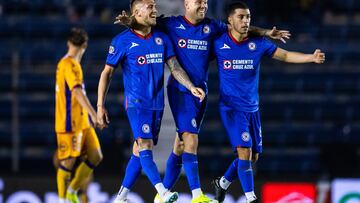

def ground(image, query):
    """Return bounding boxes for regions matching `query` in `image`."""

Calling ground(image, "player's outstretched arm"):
[72,87,99,128]
[272,48,325,64]
[166,57,205,102]
[249,26,291,43]
[97,65,115,128]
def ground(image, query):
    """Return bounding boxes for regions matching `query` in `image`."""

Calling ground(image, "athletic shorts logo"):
[59,141,68,152]
[223,60,232,69]
[142,124,150,134]
[203,25,210,34]
[241,132,250,142]
[248,42,256,51]
[191,118,197,128]
[109,46,115,54]
[137,56,146,65]
[178,39,187,48]
[155,37,163,45]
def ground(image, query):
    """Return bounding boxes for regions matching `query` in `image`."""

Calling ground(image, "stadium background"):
[0,0,360,202]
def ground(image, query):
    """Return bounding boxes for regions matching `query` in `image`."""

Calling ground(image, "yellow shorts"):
[56,128,100,160]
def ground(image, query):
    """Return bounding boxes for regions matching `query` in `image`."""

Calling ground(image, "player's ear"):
[184,0,189,10]
[227,16,232,25]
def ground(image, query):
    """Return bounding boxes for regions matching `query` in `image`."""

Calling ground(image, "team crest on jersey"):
[248,42,256,51]
[155,37,163,45]
[223,60,232,69]
[203,25,210,34]
[191,118,197,128]
[242,132,250,142]
[109,46,115,54]
[142,124,150,134]
[137,56,146,65]
[178,39,187,48]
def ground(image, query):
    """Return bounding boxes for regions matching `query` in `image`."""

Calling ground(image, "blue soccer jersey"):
[158,16,228,92]
[106,28,175,110]
[214,32,277,112]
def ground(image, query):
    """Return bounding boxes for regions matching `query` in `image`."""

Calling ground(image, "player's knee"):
[236,147,252,160]
[137,138,153,150]
[182,132,198,153]
[173,140,185,155]
[87,150,103,166]
[60,158,76,170]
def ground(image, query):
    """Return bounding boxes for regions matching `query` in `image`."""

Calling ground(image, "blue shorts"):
[126,108,163,145]
[167,85,207,135]
[220,105,263,153]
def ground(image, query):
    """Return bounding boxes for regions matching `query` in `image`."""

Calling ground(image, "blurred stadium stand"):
[0,0,359,180]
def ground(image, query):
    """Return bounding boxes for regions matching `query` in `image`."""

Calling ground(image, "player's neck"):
[67,48,82,63]
[184,14,202,25]
[230,29,248,43]
[132,24,152,37]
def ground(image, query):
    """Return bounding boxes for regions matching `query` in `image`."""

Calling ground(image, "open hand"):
[114,10,134,27]
[267,26,291,43]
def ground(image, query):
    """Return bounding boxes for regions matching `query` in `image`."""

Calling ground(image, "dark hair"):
[226,1,249,16]
[67,28,88,47]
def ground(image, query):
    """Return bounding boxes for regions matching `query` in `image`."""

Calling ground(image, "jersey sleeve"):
[163,34,176,60]
[213,20,228,35]
[63,60,83,90]
[155,16,170,32]
[105,37,126,68]
[262,37,278,57]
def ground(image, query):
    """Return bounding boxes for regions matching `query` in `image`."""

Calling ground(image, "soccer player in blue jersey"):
[114,1,291,203]
[211,2,325,203]
[96,0,205,203]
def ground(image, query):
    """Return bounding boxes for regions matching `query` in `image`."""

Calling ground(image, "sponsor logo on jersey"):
[137,53,164,65]
[223,60,232,69]
[142,124,150,134]
[224,59,254,70]
[178,39,208,50]
[155,37,163,45]
[248,42,256,51]
[241,132,250,142]
[178,39,187,48]
[137,56,146,65]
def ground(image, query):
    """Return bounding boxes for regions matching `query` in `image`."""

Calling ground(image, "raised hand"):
[313,49,325,64]
[114,10,134,27]
[190,87,206,102]
[267,26,291,43]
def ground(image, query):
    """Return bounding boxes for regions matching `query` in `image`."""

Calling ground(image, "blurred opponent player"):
[96,0,205,202]
[55,28,103,203]
[114,0,290,202]
[211,2,325,203]
[53,152,92,203]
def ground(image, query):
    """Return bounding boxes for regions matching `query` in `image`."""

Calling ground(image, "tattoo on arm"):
[167,57,194,90]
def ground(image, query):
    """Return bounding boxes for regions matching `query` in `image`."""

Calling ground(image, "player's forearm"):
[167,57,194,91]
[249,26,268,36]
[97,68,113,107]
[73,88,97,118]
[283,51,315,63]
